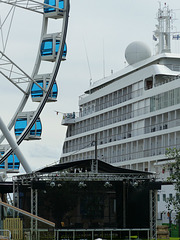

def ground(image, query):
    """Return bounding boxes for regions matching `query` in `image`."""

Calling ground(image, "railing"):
[64,116,180,154]
[79,93,89,101]
[78,74,180,120]
[61,112,79,125]
[0,229,11,239]
[13,227,151,240]
[0,201,55,227]
[70,105,149,137]
[79,89,143,118]
[55,228,150,240]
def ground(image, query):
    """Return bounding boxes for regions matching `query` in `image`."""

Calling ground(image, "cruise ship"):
[60,4,178,223]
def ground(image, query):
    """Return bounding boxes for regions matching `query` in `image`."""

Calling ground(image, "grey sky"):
[0,0,180,172]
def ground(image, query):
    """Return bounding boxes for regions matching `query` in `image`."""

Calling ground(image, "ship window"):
[176,193,179,201]
[144,77,153,90]
[84,107,86,115]
[169,193,173,200]
[92,104,95,112]
[163,194,166,202]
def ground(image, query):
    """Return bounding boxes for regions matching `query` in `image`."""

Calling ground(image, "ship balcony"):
[61,112,76,125]
[0,145,20,173]
[40,33,67,62]
[44,0,64,19]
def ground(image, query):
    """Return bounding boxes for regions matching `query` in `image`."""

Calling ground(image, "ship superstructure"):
[61,4,179,223]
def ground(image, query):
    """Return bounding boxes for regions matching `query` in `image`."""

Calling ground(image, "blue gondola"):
[41,39,67,57]
[44,0,64,13]
[15,117,42,139]
[0,151,20,170]
[31,80,58,102]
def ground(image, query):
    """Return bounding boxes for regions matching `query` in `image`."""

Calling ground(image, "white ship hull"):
[61,3,179,224]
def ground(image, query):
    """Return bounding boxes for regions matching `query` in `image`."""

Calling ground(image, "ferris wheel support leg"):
[0,117,32,174]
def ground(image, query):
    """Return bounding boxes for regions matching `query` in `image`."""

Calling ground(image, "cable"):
[83,37,93,86]
[70,141,93,156]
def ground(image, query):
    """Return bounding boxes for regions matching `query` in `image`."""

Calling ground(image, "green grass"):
[156,238,180,240]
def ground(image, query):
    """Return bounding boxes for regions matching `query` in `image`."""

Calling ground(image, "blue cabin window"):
[8,155,14,169]
[31,81,43,98]
[44,0,64,13]
[13,154,20,169]
[55,40,59,55]
[7,154,20,169]
[0,151,20,170]
[15,118,42,137]
[15,118,27,136]
[41,39,67,57]
[55,41,67,57]
[41,40,53,56]
[30,119,42,136]
[31,80,58,99]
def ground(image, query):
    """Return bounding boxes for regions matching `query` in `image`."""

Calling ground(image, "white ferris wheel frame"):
[0,0,70,172]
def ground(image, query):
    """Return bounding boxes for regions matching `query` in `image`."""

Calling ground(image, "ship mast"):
[154,3,172,54]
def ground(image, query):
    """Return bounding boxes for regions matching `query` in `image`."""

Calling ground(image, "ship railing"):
[119,146,166,161]
[105,144,179,163]
[64,116,180,153]
[154,73,180,87]
[165,64,180,72]
[79,93,89,101]
[62,112,77,119]
[70,105,150,136]
[61,112,79,125]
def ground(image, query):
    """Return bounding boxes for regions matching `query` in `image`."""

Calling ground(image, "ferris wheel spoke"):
[0,0,64,15]
[0,51,46,94]
[0,72,27,94]
[0,5,16,53]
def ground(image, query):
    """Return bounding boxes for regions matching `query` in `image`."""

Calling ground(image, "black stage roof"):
[0,181,13,193]
[36,159,152,175]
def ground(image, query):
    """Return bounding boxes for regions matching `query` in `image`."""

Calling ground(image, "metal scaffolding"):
[12,162,158,239]
[31,189,38,238]
[150,189,157,240]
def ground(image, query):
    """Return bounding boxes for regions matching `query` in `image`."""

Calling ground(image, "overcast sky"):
[0,0,180,174]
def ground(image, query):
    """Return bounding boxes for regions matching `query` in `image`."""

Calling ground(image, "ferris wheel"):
[0,0,70,175]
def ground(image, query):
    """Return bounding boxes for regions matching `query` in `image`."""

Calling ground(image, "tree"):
[166,148,180,236]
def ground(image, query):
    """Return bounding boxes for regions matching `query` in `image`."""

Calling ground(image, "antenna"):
[154,3,172,54]
[83,38,93,87]
[103,39,105,78]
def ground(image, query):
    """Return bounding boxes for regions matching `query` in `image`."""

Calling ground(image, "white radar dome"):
[125,41,151,65]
